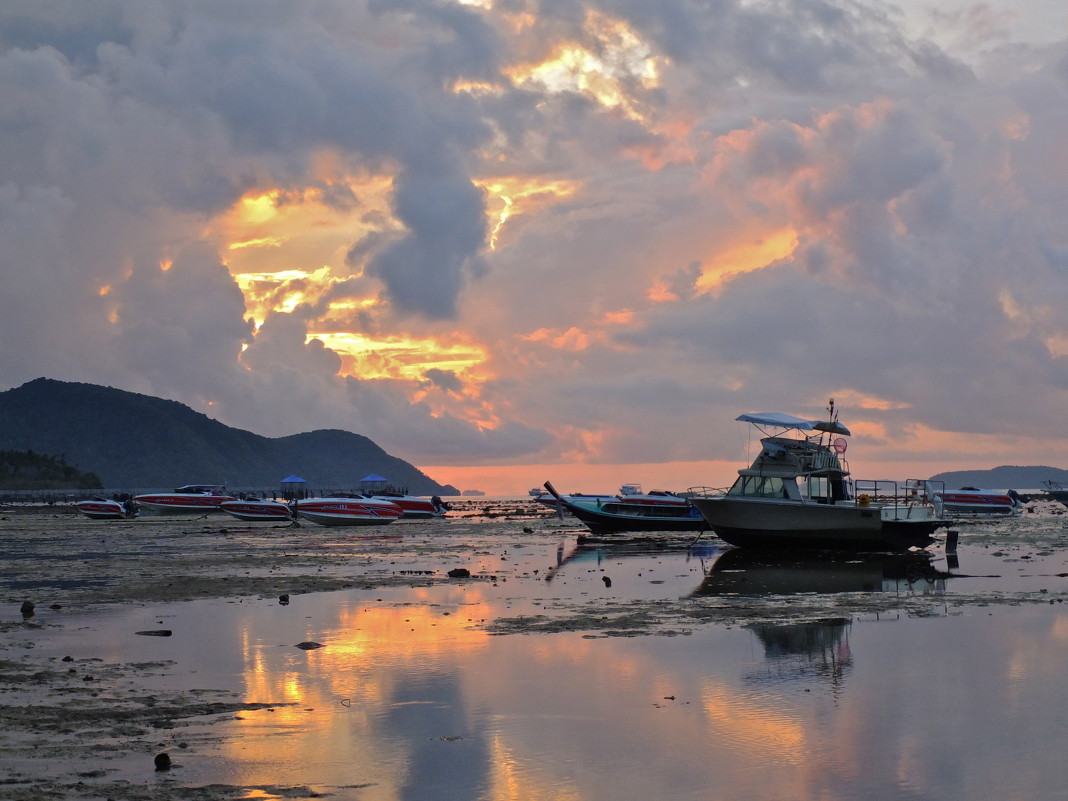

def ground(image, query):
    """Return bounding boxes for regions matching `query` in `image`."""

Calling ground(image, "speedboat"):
[134,484,235,514]
[542,481,709,533]
[688,403,949,552]
[219,498,294,522]
[76,497,138,520]
[929,486,1023,517]
[372,493,448,518]
[294,496,405,526]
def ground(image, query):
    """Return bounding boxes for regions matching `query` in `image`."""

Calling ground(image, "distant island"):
[462,489,485,496]
[928,465,1068,491]
[0,449,102,490]
[0,378,458,495]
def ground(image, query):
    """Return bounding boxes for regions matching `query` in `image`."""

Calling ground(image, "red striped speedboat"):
[372,493,448,518]
[294,496,405,526]
[76,497,137,520]
[932,487,1022,517]
[219,499,294,522]
[134,485,235,514]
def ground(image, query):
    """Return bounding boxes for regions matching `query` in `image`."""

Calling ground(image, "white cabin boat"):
[689,405,949,552]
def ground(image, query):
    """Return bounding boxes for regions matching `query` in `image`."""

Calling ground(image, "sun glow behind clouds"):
[696,229,799,293]
[312,331,488,381]
[504,11,661,119]
[475,177,580,249]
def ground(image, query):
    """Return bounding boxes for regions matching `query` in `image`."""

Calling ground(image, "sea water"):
[13,514,1068,801]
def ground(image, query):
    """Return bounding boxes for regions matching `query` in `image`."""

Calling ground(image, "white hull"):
[219,500,294,522]
[76,499,135,520]
[134,493,235,514]
[295,497,404,527]
[373,495,444,518]
[690,495,942,551]
[932,490,1020,517]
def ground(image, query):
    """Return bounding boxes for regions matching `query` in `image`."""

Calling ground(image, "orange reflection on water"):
[700,682,807,762]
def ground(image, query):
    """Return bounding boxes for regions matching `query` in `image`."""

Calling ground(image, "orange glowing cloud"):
[311,331,488,382]
[474,176,580,249]
[502,10,661,122]
[523,326,596,351]
[694,228,799,294]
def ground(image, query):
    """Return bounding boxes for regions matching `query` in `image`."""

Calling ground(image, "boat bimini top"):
[736,412,851,437]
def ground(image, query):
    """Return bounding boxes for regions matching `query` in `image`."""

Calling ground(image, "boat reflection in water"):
[744,619,854,689]
[695,548,950,691]
[695,547,950,596]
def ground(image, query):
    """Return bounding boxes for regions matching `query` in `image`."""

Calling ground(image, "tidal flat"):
[3,499,1068,800]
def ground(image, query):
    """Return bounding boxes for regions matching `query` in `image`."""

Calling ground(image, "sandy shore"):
[3,500,1068,799]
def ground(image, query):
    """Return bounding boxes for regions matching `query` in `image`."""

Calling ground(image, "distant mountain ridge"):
[928,465,1068,491]
[0,378,457,494]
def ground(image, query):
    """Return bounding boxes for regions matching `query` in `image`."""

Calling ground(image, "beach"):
[3,500,1068,800]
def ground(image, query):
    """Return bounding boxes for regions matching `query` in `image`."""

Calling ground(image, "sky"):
[1,0,1066,495]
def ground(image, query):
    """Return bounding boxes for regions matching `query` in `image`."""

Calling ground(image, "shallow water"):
[12,513,1068,801]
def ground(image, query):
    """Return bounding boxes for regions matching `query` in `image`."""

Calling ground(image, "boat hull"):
[373,495,443,518]
[544,482,708,533]
[219,500,294,522]
[295,498,404,527]
[934,491,1019,517]
[134,493,235,514]
[690,497,941,552]
[76,499,134,520]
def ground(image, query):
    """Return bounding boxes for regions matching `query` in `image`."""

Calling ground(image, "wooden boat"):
[688,403,949,552]
[542,481,709,533]
[76,497,138,520]
[294,496,405,526]
[219,499,294,522]
[134,484,235,514]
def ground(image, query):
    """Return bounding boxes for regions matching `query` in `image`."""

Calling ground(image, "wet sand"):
[2,499,1068,799]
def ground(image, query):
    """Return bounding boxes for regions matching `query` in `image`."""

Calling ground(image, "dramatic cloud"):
[0,0,1065,492]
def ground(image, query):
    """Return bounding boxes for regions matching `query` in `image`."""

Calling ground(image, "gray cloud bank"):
[0,1,1065,473]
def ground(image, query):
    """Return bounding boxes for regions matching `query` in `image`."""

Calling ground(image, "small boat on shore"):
[542,481,709,533]
[76,497,138,520]
[219,498,294,522]
[134,484,235,515]
[930,487,1023,517]
[1043,480,1068,508]
[294,496,405,526]
[688,403,949,552]
[373,493,448,519]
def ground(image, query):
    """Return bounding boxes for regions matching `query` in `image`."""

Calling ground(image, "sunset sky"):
[1,1,1066,495]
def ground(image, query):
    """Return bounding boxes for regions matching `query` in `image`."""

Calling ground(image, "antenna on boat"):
[822,397,837,447]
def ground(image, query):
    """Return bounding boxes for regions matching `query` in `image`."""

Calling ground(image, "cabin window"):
[728,475,787,498]
[804,477,829,500]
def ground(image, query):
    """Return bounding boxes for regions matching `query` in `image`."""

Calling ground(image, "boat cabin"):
[727,435,853,504]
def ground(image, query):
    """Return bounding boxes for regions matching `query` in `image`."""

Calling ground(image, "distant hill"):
[927,465,1068,491]
[0,378,457,495]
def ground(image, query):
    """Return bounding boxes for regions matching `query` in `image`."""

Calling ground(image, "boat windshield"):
[727,475,789,498]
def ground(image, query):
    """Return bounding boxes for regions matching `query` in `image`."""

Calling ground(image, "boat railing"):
[852,479,908,508]
[685,486,727,498]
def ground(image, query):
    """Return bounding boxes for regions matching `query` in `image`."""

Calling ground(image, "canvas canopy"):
[736,412,851,436]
